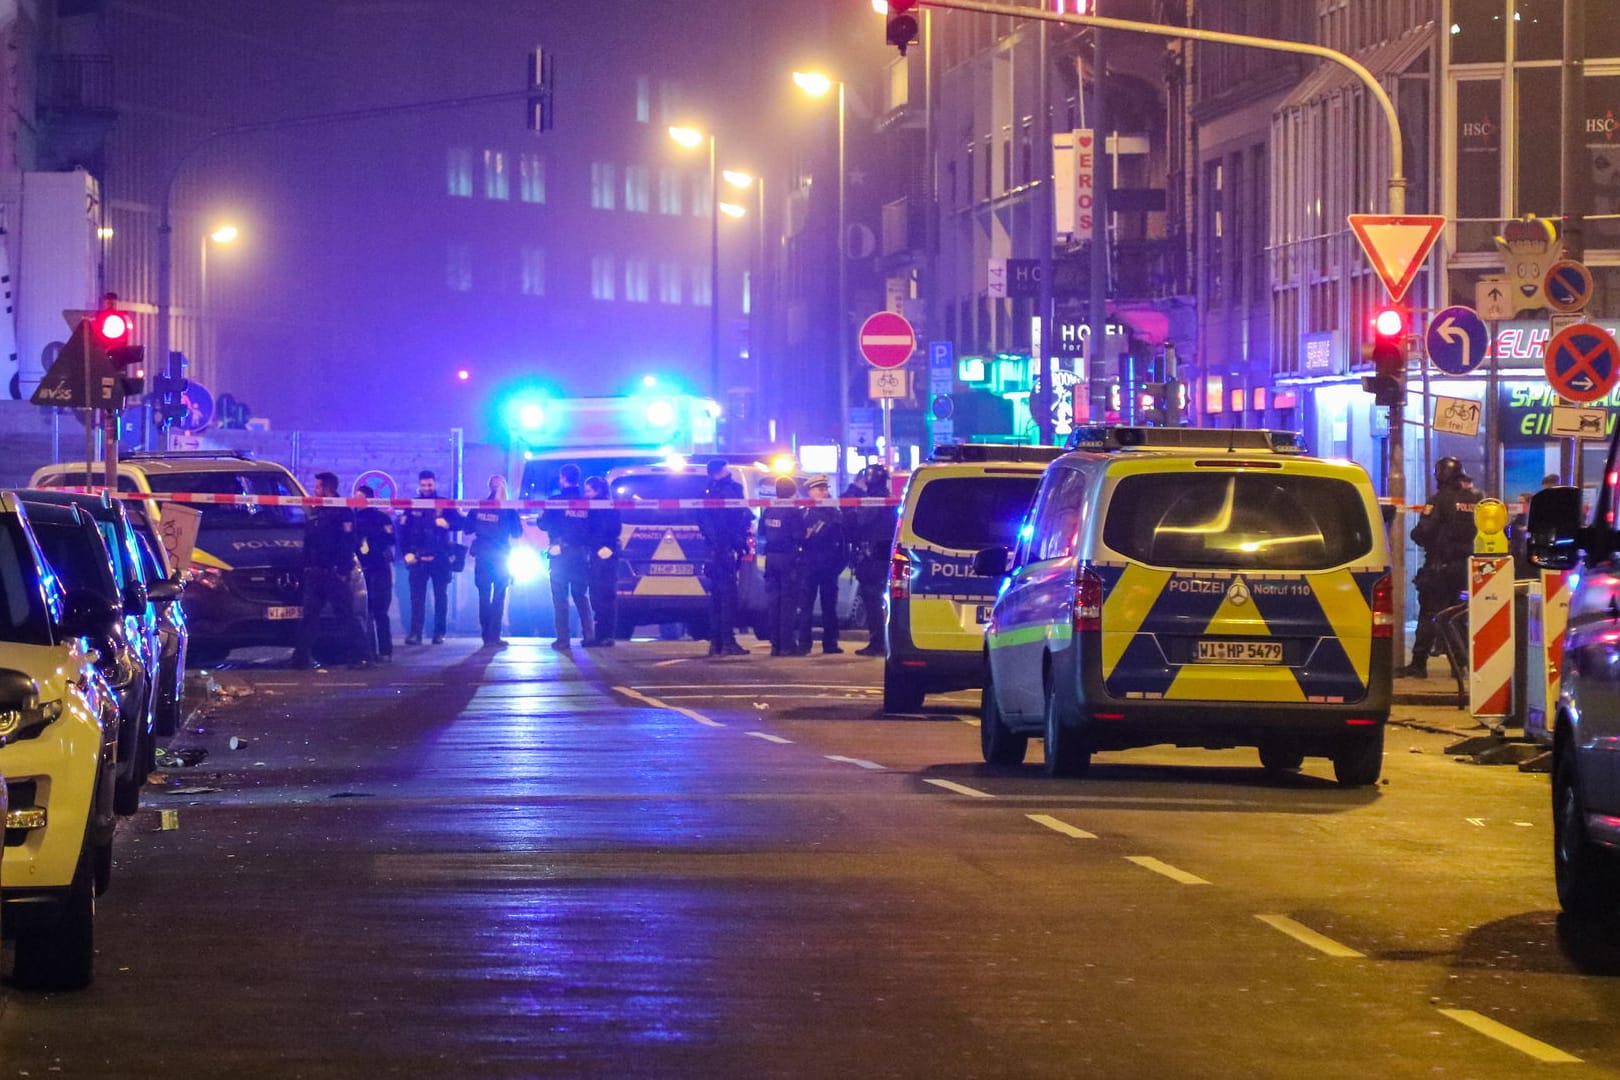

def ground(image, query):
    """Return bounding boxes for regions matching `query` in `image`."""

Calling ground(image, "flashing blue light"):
[518,403,546,431]
[508,544,546,584]
[646,399,677,428]
[641,374,658,388]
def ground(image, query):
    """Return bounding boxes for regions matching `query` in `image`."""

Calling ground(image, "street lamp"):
[668,125,721,406]
[792,71,849,476]
[198,222,240,391]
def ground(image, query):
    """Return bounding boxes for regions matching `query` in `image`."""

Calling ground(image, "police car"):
[977,427,1392,786]
[883,444,1062,712]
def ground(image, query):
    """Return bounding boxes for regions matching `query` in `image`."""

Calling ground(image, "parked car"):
[125,509,188,735]
[0,494,121,991]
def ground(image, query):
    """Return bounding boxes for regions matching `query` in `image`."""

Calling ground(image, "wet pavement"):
[1,634,1617,1078]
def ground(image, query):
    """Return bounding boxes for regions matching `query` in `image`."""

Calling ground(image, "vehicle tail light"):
[1371,573,1393,638]
[890,548,911,600]
[1073,563,1103,632]
[188,563,224,590]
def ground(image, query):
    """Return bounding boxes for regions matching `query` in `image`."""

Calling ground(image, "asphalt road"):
[2,634,1616,1078]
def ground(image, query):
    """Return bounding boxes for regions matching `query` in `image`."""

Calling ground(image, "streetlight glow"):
[209,224,239,244]
[722,169,755,189]
[667,125,705,149]
[792,71,834,98]
[871,0,889,13]
[718,202,747,219]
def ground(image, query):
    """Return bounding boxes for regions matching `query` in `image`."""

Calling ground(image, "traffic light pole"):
[915,0,1412,661]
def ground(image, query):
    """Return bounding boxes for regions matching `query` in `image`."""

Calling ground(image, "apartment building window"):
[624,258,651,302]
[1203,159,1224,307]
[659,80,681,125]
[625,165,651,213]
[518,154,546,203]
[591,162,617,210]
[657,261,683,303]
[520,247,545,296]
[446,148,472,197]
[447,242,472,292]
[657,169,683,214]
[690,265,712,306]
[636,75,651,123]
[591,254,616,300]
[982,137,992,201]
[483,150,509,200]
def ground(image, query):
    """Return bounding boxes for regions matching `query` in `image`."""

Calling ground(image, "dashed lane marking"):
[1027,814,1096,839]
[1125,856,1210,885]
[746,732,793,744]
[614,686,725,728]
[922,778,995,799]
[826,755,886,770]
[1255,914,1364,958]
[1437,1009,1581,1064]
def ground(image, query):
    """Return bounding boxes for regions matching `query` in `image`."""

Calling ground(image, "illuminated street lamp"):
[669,125,721,403]
[198,222,240,389]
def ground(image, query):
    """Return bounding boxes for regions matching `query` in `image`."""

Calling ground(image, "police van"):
[883,444,1063,712]
[977,426,1392,786]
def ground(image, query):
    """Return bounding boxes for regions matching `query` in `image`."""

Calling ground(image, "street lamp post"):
[792,72,848,480]
[720,169,765,443]
[198,224,239,387]
[669,126,722,409]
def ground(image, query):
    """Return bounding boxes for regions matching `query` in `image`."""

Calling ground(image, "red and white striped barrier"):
[1468,554,1516,720]
[1532,568,1573,741]
[45,489,901,512]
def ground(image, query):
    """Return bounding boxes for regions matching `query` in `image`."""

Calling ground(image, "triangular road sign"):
[30,322,118,409]
[1348,214,1447,302]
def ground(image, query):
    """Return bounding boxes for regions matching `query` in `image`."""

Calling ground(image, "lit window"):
[519,154,546,203]
[447,242,473,292]
[691,265,712,306]
[742,270,751,316]
[657,261,683,304]
[635,75,650,123]
[520,247,545,296]
[659,80,681,125]
[483,149,509,200]
[624,257,651,302]
[657,169,683,215]
[625,165,651,213]
[591,162,617,210]
[591,254,616,300]
[446,148,472,197]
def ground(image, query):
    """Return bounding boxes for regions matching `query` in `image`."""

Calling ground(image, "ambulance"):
[977,426,1392,786]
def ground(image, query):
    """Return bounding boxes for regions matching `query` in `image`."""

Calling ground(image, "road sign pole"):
[882,398,894,470]
[1485,323,1500,496]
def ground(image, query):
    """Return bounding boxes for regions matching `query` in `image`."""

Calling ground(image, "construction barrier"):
[1468,554,1516,721]
[1526,568,1572,744]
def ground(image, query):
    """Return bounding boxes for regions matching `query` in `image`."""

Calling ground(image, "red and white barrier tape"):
[51,488,902,512]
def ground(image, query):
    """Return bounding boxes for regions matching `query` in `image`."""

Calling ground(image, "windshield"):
[909,475,1041,551]
[609,473,714,526]
[146,470,307,530]
[1103,471,1375,571]
[0,517,54,646]
[33,522,119,601]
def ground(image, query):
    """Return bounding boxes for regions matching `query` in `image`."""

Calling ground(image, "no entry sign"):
[858,311,916,369]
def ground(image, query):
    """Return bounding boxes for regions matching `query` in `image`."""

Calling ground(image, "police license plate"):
[1195,639,1282,664]
[267,606,302,620]
[646,563,696,577]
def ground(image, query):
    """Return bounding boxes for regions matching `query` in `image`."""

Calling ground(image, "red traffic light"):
[91,310,132,346]
[1371,306,1403,339]
[886,0,919,53]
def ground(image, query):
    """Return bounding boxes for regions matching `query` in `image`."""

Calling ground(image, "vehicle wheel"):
[1258,743,1305,772]
[1042,675,1090,778]
[12,849,96,992]
[882,663,926,713]
[980,669,1027,766]
[1554,740,1620,918]
[93,838,113,897]
[1331,727,1384,787]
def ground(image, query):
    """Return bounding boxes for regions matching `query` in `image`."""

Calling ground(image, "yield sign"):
[858,311,916,369]
[1347,214,1447,302]
[1544,322,1620,404]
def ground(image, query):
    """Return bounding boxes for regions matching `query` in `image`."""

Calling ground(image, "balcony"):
[880,195,929,259]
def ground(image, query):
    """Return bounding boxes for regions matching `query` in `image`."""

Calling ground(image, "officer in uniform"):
[698,458,751,656]
[291,471,368,670]
[539,463,593,650]
[354,483,396,662]
[463,474,523,647]
[798,475,846,655]
[399,469,462,645]
[759,475,806,656]
[1400,456,1481,677]
[582,475,622,647]
[844,464,895,657]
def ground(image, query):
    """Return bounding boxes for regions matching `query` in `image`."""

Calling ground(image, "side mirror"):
[972,545,1011,578]
[62,589,118,639]
[147,577,182,602]
[1527,485,1586,570]
[122,580,149,615]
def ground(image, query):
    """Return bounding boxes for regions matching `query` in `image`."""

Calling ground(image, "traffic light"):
[887,0,920,54]
[151,373,189,426]
[90,309,132,349]
[109,343,145,398]
[1360,305,1406,406]
[1142,378,1181,426]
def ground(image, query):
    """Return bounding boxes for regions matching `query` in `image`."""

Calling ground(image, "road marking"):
[632,684,881,692]
[1125,856,1210,885]
[1437,1009,1581,1064]
[1254,914,1364,958]
[747,731,793,744]
[1467,817,1486,827]
[923,778,995,799]
[961,717,981,727]
[1513,821,1534,828]
[614,686,725,728]
[652,659,691,668]
[1027,814,1096,839]
[826,755,885,770]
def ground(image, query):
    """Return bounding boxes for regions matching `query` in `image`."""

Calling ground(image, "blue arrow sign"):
[1424,306,1490,376]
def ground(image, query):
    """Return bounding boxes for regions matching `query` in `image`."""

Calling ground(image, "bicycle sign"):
[1433,395,1481,437]
[1545,322,1620,404]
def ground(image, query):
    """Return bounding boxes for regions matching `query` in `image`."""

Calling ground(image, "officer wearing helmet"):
[843,463,895,657]
[1400,456,1480,678]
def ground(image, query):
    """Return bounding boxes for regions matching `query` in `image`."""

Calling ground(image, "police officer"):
[539,463,593,651]
[399,469,462,645]
[354,483,396,662]
[759,475,806,656]
[582,475,622,647]
[844,464,895,657]
[291,471,368,670]
[698,458,751,656]
[1400,456,1481,677]
[463,474,523,648]
[798,475,846,656]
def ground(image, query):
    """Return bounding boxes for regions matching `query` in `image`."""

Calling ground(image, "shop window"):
[1512,0,1563,61]
[1516,67,1561,216]
[1588,75,1620,249]
[1455,80,1503,252]
[1449,0,1506,64]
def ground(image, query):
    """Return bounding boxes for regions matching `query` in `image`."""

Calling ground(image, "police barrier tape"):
[53,489,904,511]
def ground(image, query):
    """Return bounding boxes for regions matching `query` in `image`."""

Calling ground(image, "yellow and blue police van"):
[978,426,1392,786]
[883,444,1063,712]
